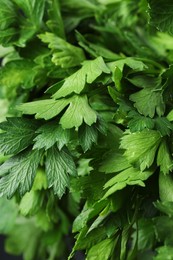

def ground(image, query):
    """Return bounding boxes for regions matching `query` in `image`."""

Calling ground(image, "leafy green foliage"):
[120,129,161,171]
[1,0,173,259]
[19,95,97,128]
[0,117,39,155]
[0,149,42,198]
[52,56,110,98]
[148,0,173,35]
[33,122,71,150]
[39,32,85,68]
[46,146,77,198]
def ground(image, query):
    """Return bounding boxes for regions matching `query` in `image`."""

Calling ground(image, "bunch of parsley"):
[1,0,173,259]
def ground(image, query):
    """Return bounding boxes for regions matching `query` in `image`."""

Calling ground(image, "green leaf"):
[167,109,173,121]
[154,201,173,216]
[46,0,65,38]
[103,167,153,198]
[19,190,43,216]
[159,173,173,202]
[33,122,71,150]
[19,95,97,128]
[136,218,156,251]
[60,95,97,128]
[77,158,93,176]
[53,57,110,98]
[0,0,16,30]
[154,246,173,260]
[154,117,173,136]
[148,0,173,35]
[99,151,131,174]
[128,75,160,89]
[120,129,161,171]
[108,57,147,73]
[18,98,70,120]
[0,117,38,155]
[154,216,173,245]
[130,87,165,118]
[157,140,173,174]
[0,60,38,97]
[45,146,77,198]
[87,238,114,260]
[78,124,98,152]
[12,0,45,27]
[39,32,85,68]
[128,115,155,132]
[0,197,18,234]
[5,218,41,259]
[0,149,42,198]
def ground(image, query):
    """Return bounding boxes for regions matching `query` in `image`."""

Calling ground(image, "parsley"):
[1,0,173,259]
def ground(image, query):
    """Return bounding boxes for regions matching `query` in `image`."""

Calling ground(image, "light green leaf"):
[53,57,110,98]
[154,246,173,260]
[0,197,18,234]
[87,238,114,260]
[32,168,47,191]
[19,190,43,216]
[0,60,38,97]
[19,95,97,128]
[60,95,97,128]
[39,32,85,68]
[45,146,77,198]
[33,122,71,150]
[0,117,38,155]
[167,109,173,121]
[18,98,69,120]
[5,218,41,259]
[120,129,161,171]
[108,57,147,73]
[0,149,42,198]
[157,140,173,174]
[103,167,153,198]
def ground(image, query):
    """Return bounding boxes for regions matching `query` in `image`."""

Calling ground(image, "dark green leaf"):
[33,122,71,150]
[0,117,38,155]
[78,124,98,152]
[45,146,77,198]
[148,0,173,35]
[0,149,42,198]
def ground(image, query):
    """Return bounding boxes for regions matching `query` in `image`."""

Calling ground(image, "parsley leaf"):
[0,149,42,198]
[103,166,153,198]
[148,0,173,35]
[78,124,98,152]
[52,57,110,99]
[39,32,85,68]
[120,129,161,171]
[45,146,77,198]
[87,238,114,260]
[0,117,39,155]
[33,122,71,150]
[19,95,97,128]
[0,60,38,98]
[130,87,165,118]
